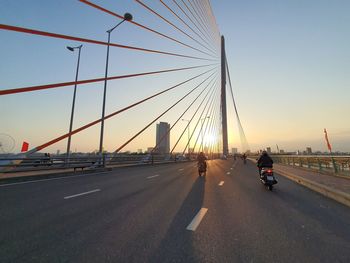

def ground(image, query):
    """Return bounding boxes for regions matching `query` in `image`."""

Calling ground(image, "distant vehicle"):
[175,155,186,161]
[140,154,152,163]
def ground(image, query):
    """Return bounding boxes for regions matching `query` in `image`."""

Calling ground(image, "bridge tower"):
[221,35,229,156]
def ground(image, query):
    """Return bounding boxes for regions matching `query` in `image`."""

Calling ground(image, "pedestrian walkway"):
[274,163,350,194]
[273,163,350,207]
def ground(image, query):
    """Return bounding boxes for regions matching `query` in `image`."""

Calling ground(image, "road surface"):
[1,159,349,262]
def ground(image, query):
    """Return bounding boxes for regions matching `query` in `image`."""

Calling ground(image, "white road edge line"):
[186,208,208,231]
[147,174,160,179]
[64,189,101,200]
[219,181,224,186]
[0,171,111,187]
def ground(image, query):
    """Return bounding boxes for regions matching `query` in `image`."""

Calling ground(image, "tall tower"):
[221,36,228,156]
[156,122,170,154]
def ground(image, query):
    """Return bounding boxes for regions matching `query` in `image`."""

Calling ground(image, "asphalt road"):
[1,159,350,263]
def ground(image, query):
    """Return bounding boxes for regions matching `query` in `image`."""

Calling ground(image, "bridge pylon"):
[221,35,229,156]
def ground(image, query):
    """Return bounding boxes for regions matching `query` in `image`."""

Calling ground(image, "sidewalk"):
[273,163,350,207]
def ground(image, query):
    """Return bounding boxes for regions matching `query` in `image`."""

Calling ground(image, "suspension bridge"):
[0,1,349,262]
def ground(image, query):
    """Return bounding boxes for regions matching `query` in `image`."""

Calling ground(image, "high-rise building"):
[306,147,312,154]
[156,122,170,154]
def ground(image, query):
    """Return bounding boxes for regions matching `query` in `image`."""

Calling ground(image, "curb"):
[274,168,350,208]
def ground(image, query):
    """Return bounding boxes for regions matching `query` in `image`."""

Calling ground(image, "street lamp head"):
[66,46,75,52]
[124,13,133,21]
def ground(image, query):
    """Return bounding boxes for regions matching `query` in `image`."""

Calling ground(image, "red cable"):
[0,24,213,61]
[79,0,214,57]
[29,67,217,153]
[112,71,217,154]
[187,0,218,45]
[172,0,213,48]
[159,0,217,53]
[149,71,217,154]
[180,0,215,45]
[134,0,217,58]
[0,63,216,95]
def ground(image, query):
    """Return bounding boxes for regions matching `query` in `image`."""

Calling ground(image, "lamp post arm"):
[107,19,126,33]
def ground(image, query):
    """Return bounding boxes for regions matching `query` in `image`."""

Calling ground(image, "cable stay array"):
[0,0,244,162]
[225,57,250,152]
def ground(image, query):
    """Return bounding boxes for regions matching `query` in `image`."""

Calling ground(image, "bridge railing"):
[0,153,194,174]
[271,155,350,176]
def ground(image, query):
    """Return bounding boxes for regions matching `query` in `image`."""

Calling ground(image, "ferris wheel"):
[0,133,16,154]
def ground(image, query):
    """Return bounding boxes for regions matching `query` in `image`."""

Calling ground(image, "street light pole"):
[182,119,191,156]
[200,116,210,152]
[66,44,83,163]
[99,13,133,165]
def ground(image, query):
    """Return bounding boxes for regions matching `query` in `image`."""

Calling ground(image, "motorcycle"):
[259,167,278,191]
[198,161,207,176]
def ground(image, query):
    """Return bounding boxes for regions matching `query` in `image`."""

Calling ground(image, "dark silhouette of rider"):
[242,153,247,163]
[197,152,207,169]
[257,150,273,175]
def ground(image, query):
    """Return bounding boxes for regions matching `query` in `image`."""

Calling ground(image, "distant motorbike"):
[259,167,278,191]
[198,161,207,176]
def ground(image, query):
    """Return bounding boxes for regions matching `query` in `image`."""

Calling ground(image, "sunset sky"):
[0,0,349,154]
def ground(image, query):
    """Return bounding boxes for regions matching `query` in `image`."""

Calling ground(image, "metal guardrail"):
[0,153,193,174]
[271,155,350,176]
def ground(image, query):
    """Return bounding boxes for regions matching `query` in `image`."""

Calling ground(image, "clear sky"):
[0,0,349,154]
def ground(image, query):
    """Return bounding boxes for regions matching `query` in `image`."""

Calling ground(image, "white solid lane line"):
[186,208,208,231]
[219,181,224,186]
[178,168,184,171]
[64,189,101,200]
[147,174,160,179]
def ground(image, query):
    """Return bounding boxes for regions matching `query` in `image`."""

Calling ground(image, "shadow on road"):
[148,175,206,262]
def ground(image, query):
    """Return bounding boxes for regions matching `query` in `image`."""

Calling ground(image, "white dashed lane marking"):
[64,189,101,200]
[186,208,208,231]
[147,175,160,179]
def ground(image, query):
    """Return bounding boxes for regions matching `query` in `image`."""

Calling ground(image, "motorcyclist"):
[257,150,273,176]
[197,152,207,170]
[242,153,247,164]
